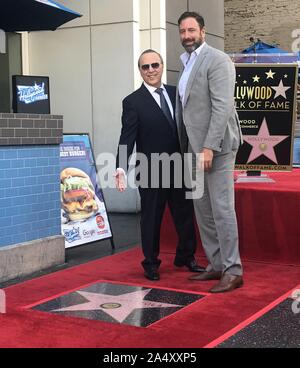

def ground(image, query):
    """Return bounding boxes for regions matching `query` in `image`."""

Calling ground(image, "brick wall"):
[0,146,61,247]
[224,0,300,53]
[0,113,63,146]
[0,113,63,248]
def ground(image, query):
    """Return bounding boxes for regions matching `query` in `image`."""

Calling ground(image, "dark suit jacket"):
[116,84,180,179]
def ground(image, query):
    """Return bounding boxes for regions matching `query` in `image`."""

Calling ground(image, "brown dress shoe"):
[210,274,243,293]
[188,270,222,281]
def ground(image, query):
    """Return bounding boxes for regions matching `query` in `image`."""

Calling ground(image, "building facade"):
[1,1,299,213]
[18,0,225,213]
[224,0,300,53]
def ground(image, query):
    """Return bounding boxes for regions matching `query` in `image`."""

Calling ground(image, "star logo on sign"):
[243,117,289,164]
[266,69,275,79]
[271,79,291,99]
[252,75,260,83]
[52,289,182,323]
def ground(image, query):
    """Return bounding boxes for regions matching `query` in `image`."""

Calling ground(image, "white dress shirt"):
[178,42,206,105]
[143,82,174,119]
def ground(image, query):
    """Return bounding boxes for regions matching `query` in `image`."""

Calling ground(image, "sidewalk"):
[0,213,141,289]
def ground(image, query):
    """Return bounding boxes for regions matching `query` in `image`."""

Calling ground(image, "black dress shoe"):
[174,259,206,273]
[144,269,160,281]
[186,260,206,272]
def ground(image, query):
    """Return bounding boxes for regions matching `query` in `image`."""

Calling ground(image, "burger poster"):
[60,134,112,248]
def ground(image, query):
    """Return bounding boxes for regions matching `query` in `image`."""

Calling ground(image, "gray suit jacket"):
[175,43,242,155]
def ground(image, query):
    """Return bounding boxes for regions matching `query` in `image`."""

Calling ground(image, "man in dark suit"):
[115,49,204,281]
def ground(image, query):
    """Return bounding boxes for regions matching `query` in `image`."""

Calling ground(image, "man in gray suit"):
[176,11,243,293]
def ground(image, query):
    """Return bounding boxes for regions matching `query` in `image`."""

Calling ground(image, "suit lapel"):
[140,84,174,126]
[139,84,162,114]
[183,43,209,107]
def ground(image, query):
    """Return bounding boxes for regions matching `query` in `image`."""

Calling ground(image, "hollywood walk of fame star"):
[266,69,275,79]
[253,75,260,83]
[52,289,182,323]
[243,117,289,164]
[271,79,291,99]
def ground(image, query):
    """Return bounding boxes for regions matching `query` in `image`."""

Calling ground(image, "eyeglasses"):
[140,62,161,71]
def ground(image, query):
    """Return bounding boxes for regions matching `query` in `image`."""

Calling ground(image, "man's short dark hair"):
[138,49,164,68]
[178,11,205,29]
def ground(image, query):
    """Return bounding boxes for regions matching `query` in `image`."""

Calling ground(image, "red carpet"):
[2,171,300,347]
[235,169,300,265]
[2,246,300,348]
[160,169,300,265]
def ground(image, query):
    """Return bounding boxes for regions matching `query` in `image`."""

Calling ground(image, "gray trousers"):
[192,150,243,276]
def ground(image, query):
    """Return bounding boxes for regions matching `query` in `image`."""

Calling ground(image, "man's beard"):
[182,39,202,54]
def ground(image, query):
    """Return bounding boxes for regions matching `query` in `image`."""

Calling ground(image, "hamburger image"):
[60,168,99,222]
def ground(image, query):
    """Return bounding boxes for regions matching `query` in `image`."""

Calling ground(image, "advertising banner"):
[234,64,298,171]
[60,134,112,248]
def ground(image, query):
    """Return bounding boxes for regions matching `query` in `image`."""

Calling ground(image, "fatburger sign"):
[60,135,112,248]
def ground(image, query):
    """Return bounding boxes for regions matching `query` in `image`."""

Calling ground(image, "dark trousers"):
[139,187,197,271]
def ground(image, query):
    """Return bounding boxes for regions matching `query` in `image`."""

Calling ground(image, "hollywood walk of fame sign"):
[234,64,298,171]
